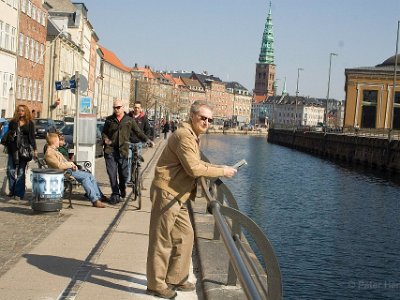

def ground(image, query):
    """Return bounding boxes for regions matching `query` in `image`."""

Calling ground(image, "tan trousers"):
[146,185,194,291]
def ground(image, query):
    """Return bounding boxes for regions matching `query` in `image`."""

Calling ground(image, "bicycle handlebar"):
[125,141,150,148]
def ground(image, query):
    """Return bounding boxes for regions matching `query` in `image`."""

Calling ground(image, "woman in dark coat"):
[162,121,170,139]
[6,105,37,199]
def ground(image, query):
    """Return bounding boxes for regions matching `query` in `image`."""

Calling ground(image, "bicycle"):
[126,142,144,209]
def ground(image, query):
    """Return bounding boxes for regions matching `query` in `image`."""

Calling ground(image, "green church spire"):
[258,2,275,64]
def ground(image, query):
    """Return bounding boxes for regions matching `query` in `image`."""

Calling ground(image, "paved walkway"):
[0,139,201,300]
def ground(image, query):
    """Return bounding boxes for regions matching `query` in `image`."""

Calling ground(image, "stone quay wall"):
[267,129,400,172]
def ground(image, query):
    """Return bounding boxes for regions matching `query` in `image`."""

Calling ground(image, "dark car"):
[34,118,57,138]
[60,122,104,157]
[54,120,65,129]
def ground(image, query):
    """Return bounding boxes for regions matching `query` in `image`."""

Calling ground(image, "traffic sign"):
[55,79,77,91]
[70,74,87,94]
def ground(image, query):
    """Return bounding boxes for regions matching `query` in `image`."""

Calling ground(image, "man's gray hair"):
[190,100,213,114]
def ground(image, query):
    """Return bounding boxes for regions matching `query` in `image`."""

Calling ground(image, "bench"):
[35,157,92,209]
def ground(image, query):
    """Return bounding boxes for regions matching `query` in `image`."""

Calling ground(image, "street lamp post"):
[325,52,338,132]
[232,88,236,126]
[389,21,400,141]
[295,68,303,128]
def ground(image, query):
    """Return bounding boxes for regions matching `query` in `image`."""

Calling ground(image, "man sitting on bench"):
[44,133,107,208]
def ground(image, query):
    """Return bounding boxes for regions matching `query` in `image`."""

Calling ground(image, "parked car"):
[59,122,104,157]
[34,118,57,138]
[63,116,74,124]
[54,120,65,129]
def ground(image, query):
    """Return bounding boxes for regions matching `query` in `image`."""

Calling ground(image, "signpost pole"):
[74,71,80,162]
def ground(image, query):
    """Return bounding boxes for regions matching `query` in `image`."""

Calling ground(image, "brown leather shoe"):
[92,200,105,208]
[146,288,177,299]
[168,281,195,292]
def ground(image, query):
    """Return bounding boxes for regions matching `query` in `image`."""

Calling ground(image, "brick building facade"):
[16,0,48,117]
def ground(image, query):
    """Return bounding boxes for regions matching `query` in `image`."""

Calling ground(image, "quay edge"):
[267,129,400,173]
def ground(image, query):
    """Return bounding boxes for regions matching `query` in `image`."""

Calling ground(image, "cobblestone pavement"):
[0,138,81,278]
[0,197,69,278]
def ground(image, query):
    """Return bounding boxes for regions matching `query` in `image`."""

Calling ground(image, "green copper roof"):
[258,2,275,64]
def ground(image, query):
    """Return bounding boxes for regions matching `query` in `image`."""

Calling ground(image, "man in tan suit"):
[146,100,237,299]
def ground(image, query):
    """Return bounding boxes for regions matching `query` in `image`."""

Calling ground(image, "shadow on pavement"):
[0,205,36,215]
[23,254,147,293]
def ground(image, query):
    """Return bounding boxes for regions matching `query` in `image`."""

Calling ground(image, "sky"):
[82,0,400,101]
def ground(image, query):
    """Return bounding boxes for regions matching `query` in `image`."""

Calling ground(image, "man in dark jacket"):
[127,101,152,182]
[129,101,152,142]
[102,99,153,204]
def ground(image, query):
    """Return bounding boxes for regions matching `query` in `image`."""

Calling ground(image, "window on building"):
[30,39,34,61]
[18,33,24,56]
[4,24,9,50]
[363,90,378,103]
[33,80,37,101]
[28,79,32,100]
[0,21,3,49]
[394,91,400,104]
[27,0,31,17]
[35,42,39,63]
[40,44,44,64]
[41,12,46,26]
[361,90,378,128]
[37,82,42,102]
[2,73,7,97]
[22,78,27,99]
[32,5,36,21]
[10,26,15,52]
[17,76,21,99]
[21,0,26,13]
[36,9,41,23]
[25,36,29,59]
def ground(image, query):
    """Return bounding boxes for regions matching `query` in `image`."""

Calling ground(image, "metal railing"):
[199,154,282,300]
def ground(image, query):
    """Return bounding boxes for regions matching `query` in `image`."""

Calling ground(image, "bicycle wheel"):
[134,164,142,209]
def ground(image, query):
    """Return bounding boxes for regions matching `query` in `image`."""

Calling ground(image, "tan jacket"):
[45,146,75,170]
[153,122,225,202]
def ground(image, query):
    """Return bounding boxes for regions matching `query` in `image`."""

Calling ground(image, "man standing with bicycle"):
[102,99,154,205]
[127,101,152,182]
[146,100,237,299]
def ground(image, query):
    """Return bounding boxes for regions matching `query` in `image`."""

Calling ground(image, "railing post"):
[213,186,223,240]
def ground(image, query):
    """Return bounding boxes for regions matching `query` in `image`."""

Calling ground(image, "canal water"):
[201,134,400,300]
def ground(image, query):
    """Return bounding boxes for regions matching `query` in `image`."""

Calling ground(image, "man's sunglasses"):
[199,115,213,123]
[113,106,122,109]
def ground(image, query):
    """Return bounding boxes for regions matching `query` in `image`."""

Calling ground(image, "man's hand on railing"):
[146,140,155,148]
[223,166,237,178]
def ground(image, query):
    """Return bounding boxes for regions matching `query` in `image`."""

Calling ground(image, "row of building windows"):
[0,20,17,53]
[20,0,47,27]
[0,72,14,98]
[18,32,44,64]
[16,76,42,102]
[2,0,18,10]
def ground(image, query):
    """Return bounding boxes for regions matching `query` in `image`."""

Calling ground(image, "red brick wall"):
[16,0,47,118]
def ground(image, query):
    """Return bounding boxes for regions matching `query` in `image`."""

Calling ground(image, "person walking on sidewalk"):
[102,99,154,204]
[146,100,237,299]
[44,133,107,208]
[162,121,169,139]
[4,105,37,200]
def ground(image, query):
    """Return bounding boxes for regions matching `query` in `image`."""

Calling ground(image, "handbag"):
[17,123,33,161]
[19,144,33,160]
